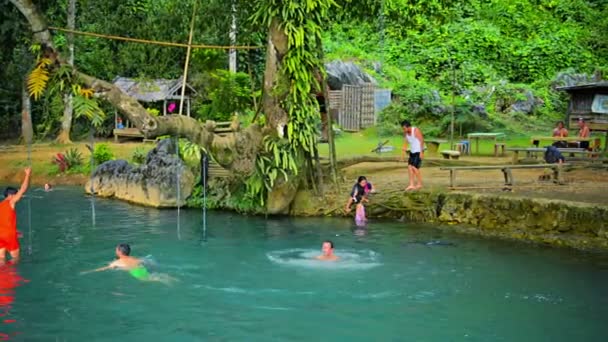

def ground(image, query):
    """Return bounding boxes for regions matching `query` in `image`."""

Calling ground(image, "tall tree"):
[56,0,76,144]
[21,80,33,144]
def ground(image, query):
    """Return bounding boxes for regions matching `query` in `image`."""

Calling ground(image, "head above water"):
[3,187,17,199]
[116,243,131,257]
[44,183,52,191]
[322,240,334,256]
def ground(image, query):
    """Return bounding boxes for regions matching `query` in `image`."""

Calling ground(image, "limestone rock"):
[325,60,377,90]
[85,139,195,207]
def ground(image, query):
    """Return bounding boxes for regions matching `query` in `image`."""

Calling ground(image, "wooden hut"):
[557,81,608,150]
[557,81,608,131]
[112,76,197,141]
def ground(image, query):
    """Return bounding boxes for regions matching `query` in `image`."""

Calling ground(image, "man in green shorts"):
[86,243,150,280]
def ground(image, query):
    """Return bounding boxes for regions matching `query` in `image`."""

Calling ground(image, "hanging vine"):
[247,0,336,206]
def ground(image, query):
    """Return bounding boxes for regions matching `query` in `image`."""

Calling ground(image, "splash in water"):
[267,248,381,270]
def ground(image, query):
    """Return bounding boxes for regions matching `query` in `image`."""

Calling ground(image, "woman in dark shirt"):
[345,176,372,224]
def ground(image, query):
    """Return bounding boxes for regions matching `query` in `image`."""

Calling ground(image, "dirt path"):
[2,142,607,206]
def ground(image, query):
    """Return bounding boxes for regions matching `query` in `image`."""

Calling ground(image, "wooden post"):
[178,1,197,116]
[449,170,455,188]
[163,100,167,116]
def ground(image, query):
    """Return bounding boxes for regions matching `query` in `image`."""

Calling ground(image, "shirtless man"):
[577,118,591,150]
[85,243,150,280]
[0,167,32,264]
[316,240,339,261]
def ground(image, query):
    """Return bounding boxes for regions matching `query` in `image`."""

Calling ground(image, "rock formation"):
[85,139,195,207]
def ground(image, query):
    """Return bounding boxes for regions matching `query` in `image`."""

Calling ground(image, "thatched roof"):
[112,76,197,102]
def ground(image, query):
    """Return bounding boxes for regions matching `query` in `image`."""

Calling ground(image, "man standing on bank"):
[401,120,424,191]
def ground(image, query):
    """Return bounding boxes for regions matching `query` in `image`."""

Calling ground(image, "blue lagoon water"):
[1,187,608,341]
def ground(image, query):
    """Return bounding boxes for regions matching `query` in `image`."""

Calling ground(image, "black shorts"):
[408,152,422,169]
[580,141,590,149]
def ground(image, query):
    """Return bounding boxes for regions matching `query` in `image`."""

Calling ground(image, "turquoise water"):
[2,188,608,341]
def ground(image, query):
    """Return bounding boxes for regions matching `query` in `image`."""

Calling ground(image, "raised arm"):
[10,167,32,207]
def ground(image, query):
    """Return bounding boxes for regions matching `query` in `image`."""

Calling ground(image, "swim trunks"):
[408,152,422,169]
[129,266,149,280]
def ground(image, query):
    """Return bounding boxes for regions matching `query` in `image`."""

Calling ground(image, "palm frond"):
[27,58,52,100]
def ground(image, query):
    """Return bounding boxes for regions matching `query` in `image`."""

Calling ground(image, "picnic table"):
[467,132,506,154]
[530,136,594,147]
[440,163,568,188]
[506,147,596,164]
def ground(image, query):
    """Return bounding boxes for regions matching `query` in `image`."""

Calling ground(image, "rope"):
[89,128,96,226]
[26,139,32,256]
[47,26,261,50]
[176,137,181,240]
[202,153,207,243]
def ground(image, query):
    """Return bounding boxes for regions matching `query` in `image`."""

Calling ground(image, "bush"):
[64,148,83,168]
[195,70,253,122]
[52,147,83,173]
[93,143,114,165]
[131,147,147,164]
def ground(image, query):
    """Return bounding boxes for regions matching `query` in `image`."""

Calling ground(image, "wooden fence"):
[329,83,390,132]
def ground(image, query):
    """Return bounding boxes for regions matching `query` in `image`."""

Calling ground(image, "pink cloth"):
[355,204,366,225]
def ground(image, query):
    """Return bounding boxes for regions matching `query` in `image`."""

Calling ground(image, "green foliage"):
[131,147,148,164]
[64,148,83,168]
[146,108,160,117]
[93,143,114,165]
[178,138,201,169]
[327,0,607,136]
[247,0,336,205]
[195,70,253,122]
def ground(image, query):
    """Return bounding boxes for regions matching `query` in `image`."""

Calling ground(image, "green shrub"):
[93,143,114,165]
[131,147,147,164]
[64,148,83,169]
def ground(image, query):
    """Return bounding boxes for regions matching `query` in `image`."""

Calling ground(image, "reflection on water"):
[0,263,27,340]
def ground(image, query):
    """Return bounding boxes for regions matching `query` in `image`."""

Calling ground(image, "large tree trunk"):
[261,19,289,136]
[56,0,76,144]
[21,80,33,144]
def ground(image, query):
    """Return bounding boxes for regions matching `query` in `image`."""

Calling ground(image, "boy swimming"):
[83,243,150,280]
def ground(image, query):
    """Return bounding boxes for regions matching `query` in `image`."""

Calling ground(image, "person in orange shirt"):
[0,168,31,264]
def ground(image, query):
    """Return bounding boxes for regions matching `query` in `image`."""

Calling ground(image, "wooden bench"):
[506,147,598,164]
[440,163,569,188]
[441,150,461,160]
[426,139,447,153]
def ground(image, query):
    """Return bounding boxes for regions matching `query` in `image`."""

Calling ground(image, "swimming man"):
[86,243,150,280]
[0,167,32,264]
[316,240,339,261]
